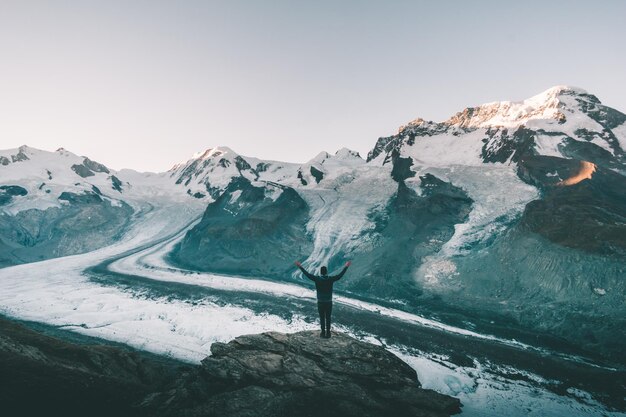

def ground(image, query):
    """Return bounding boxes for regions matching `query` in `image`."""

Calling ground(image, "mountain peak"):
[442,86,577,129]
[398,86,595,133]
[310,151,331,163]
[511,85,590,111]
[539,84,587,96]
[189,146,238,161]
[334,147,362,159]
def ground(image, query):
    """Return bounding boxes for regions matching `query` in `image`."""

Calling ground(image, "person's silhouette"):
[295,260,351,338]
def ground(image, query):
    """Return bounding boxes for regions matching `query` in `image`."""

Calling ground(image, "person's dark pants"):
[317,301,333,332]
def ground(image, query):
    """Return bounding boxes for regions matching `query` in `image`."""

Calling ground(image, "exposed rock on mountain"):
[517,156,626,255]
[0,185,28,206]
[0,196,133,267]
[338,174,473,300]
[172,177,313,276]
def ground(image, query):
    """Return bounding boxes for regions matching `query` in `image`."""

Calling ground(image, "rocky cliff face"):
[142,331,461,417]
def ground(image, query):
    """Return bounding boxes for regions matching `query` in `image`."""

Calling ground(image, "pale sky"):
[1,0,625,172]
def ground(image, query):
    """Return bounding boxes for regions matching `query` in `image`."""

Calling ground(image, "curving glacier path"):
[0,196,623,417]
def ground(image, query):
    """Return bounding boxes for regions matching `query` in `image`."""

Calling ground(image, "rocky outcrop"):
[0,185,28,206]
[142,331,461,417]
[1,318,461,417]
[71,157,111,178]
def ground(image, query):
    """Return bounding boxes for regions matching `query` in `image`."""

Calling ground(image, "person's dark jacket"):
[297,265,348,302]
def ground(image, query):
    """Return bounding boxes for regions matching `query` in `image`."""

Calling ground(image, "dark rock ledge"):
[0,316,460,417]
[142,331,461,417]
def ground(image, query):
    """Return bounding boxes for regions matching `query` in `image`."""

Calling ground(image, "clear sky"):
[1,1,625,172]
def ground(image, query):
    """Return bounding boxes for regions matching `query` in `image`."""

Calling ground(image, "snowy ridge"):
[168,146,367,196]
[386,86,624,168]
[398,86,587,131]
[0,145,122,213]
[0,145,204,215]
[443,85,581,129]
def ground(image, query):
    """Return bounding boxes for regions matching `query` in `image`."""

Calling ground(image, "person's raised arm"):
[295,261,317,282]
[331,261,351,282]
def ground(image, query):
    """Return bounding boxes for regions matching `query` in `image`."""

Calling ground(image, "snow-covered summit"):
[168,146,275,198]
[167,144,370,195]
[334,147,363,160]
[0,144,37,165]
[375,85,626,170]
[399,86,593,133]
[304,148,363,165]
[444,85,591,129]
[0,145,121,213]
[171,146,239,171]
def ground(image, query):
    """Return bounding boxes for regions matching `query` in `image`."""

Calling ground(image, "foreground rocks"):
[0,317,460,417]
[0,316,177,417]
[142,330,461,417]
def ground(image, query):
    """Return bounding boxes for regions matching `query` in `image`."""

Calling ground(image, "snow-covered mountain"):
[1,85,625,362]
[168,145,366,197]
[170,85,625,266]
[0,145,199,266]
[168,85,626,361]
[369,85,624,170]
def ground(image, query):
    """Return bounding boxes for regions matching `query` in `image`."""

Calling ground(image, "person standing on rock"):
[294,260,351,338]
